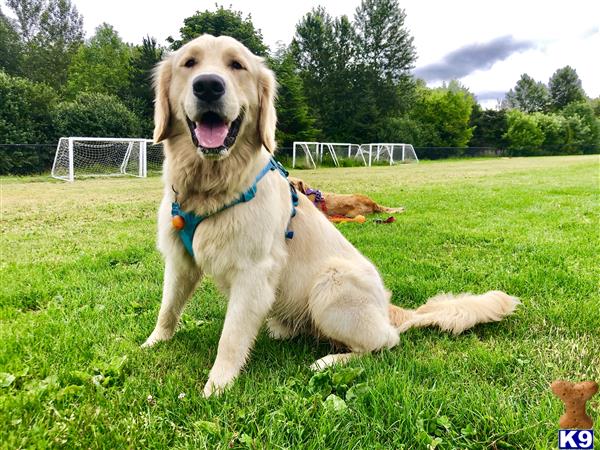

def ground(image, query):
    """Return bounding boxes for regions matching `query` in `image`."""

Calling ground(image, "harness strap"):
[172,157,297,258]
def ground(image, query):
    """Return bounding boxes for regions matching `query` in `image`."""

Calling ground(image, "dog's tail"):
[388,291,520,334]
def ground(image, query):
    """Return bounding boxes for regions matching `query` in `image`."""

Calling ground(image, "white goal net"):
[292,141,417,168]
[51,137,164,181]
[360,143,418,165]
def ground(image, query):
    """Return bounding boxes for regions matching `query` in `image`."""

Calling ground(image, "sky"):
[5,0,600,108]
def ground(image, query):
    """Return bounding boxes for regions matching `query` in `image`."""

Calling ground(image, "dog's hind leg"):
[142,256,202,348]
[307,257,399,370]
[267,317,299,340]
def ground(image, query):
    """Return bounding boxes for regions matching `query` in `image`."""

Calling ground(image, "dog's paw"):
[266,317,296,340]
[310,353,355,371]
[202,380,225,398]
[141,329,173,348]
[203,363,238,397]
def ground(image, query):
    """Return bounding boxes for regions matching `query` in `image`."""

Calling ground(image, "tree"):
[292,8,364,141]
[269,47,319,147]
[409,83,475,147]
[0,71,58,144]
[504,109,544,154]
[533,112,568,152]
[291,2,417,143]
[66,23,132,98]
[590,97,600,118]
[504,74,549,113]
[469,106,508,148]
[167,5,268,55]
[0,71,59,173]
[54,91,142,138]
[126,36,164,136]
[548,66,586,110]
[0,8,23,75]
[353,0,416,117]
[5,0,43,43]
[560,102,600,151]
[7,0,84,90]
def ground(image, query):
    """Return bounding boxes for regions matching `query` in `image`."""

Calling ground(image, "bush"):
[561,102,600,151]
[0,71,58,144]
[0,71,59,174]
[54,92,143,138]
[504,110,544,155]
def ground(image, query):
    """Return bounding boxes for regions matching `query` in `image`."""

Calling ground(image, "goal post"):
[292,142,367,168]
[51,137,162,181]
[360,143,419,166]
[291,141,417,168]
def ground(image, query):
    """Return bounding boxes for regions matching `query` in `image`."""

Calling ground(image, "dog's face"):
[153,35,277,160]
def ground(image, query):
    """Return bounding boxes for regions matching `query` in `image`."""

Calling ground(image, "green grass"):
[1,155,599,449]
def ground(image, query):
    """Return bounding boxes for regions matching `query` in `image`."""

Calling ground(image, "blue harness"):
[171,157,298,258]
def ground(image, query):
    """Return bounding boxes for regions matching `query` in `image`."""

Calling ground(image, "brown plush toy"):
[551,380,598,429]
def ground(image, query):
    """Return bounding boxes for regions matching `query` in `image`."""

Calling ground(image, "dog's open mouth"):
[187,111,243,157]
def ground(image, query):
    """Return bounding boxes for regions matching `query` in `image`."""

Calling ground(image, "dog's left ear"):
[153,56,173,143]
[257,65,277,153]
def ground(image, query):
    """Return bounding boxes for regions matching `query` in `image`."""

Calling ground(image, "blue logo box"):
[559,430,594,449]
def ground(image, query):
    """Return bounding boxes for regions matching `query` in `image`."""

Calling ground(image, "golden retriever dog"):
[142,35,520,397]
[289,176,404,218]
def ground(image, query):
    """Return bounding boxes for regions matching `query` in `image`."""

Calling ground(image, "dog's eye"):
[230,60,244,70]
[184,58,196,68]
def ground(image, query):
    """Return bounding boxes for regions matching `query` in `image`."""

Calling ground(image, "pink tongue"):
[194,122,229,148]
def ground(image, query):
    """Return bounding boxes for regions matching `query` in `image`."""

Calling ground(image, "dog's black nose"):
[193,74,226,102]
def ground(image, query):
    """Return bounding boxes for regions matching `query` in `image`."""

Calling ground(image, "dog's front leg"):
[203,265,275,397]
[142,256,202,347]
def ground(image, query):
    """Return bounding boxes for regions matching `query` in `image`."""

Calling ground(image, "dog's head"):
[288,177,308,195]
[153,34,277,160]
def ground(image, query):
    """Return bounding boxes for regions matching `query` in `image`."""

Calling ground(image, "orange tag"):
[172,215,185,230]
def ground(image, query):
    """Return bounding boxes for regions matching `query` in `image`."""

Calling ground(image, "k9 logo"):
[559,430,594,449]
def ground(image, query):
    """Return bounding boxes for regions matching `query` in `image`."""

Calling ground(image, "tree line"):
[1,0,599,174]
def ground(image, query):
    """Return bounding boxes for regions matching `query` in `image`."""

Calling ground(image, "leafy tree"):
[0,71,58,143]
[269,47,319,147]
[0,8,23,75]
[66,23,132,98]
[0,71,59,173]
[469,106,508,148]
[588,97,600,118]
[561,101,600,150]
[354,0,416,83]
[167,5,268,55]
[353,0,416,116]
[409,83,475,147]
[292,1,416,143]
[548,66,586,110]
[533,112,568,151]
[125,36,164,136]
[54,91,142,138]
[504,109,544,153]
[7,0,84,90]
[504,74,549,113]
[292,8,361,141]
[5,0,43,42]
[379,115,429,146]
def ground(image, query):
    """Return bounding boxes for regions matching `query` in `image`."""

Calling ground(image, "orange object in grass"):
[172,215,185,230]
[329,214,366,224]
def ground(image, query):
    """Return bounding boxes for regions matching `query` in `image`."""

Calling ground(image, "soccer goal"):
[359,143,418,166]
[292,142,366,168]
[51,137,164,181]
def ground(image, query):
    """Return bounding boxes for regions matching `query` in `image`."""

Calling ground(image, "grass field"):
[1,155,599,449]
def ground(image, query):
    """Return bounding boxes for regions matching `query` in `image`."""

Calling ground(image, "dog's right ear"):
[153,56,172,143]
